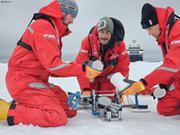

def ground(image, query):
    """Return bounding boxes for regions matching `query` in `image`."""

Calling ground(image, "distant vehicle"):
[127,40,144,62]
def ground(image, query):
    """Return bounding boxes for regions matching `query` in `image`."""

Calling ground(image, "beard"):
[62,19,68,26]
[100,38,109,44]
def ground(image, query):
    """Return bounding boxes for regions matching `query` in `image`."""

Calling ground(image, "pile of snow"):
[0,61,179,135]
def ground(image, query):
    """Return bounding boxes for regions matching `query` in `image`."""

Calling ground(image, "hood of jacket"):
[39,0,71,37]
[156,6,174,45]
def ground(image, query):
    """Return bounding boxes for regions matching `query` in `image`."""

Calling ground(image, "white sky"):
[0,0,180,61]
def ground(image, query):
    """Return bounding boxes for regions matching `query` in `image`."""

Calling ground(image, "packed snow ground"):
[0,61,179,135]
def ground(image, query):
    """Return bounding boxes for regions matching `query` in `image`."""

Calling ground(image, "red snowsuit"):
[143,7,180,116]
[76,25,130,94]
[6,1,85,127]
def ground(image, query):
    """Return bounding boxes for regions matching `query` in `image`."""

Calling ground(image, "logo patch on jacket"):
[43,34,55,40]
[122,50,127,55]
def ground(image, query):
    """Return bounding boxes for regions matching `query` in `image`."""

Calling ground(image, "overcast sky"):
[0,0,180,62]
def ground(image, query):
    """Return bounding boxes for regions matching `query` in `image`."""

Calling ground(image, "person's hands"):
[122,81,145,95]
[85,66,101,80]
[82,60,103,80]
[138,87,154,95]
[80,88,91,105]
[152,85,167,99]
[138,84,167,99]
[81,88,91,97]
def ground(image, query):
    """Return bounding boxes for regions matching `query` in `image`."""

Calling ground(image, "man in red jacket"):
[0,0,99,127]
[122,3,180,116]
[75,17,130,95]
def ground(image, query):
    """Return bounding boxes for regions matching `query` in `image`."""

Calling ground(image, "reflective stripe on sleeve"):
[156,67,179,73]
[29,83,47,89]
[169,84,175,91]
[80,49,88,54]
[27,26,34,34]
[48,83,55,88]
[171,40,180,46]
[122,50,127,55]
[49,63,70,71]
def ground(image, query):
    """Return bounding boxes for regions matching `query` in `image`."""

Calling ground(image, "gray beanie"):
[58,0,78,17]
[97,17,114,33]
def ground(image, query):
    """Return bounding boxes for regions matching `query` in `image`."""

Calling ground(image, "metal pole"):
[135,94,139,108]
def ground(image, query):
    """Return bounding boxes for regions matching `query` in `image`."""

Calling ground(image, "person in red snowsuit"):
[4,0,90,127]
[75,17,130,95]
[140,3,180,116]
[123,3,180,116]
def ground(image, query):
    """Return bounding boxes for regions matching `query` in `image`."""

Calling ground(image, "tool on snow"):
[67,91,81,110]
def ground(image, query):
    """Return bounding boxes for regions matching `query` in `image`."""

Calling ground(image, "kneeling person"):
[76,17,130,96]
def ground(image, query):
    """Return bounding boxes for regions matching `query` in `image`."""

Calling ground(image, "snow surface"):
[0,61,179,135]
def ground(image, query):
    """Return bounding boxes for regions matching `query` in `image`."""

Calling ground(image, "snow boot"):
[0,99,10,121]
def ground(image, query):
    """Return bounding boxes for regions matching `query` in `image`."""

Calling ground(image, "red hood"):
[92,26,98,38]
[39,0,71,37]
[156,6,174,45]
[92,26,100,45]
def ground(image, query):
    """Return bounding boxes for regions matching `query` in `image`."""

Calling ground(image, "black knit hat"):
[141,3,158,29]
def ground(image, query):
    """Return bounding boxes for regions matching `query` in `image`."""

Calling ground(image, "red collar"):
[156,7,174,45]
[39,0,71,37]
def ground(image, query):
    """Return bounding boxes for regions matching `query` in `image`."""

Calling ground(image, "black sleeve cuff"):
[82,61,90,72]
[140,78,148,86]
[83,88,91,91]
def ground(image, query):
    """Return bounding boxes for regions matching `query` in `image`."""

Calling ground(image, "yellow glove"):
[85,66,101,80]
[84,60,104,80]
[122,81,145,96]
